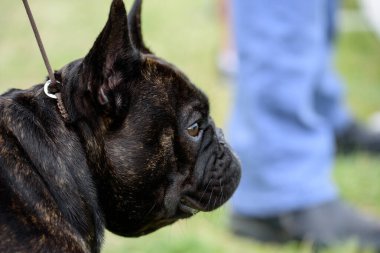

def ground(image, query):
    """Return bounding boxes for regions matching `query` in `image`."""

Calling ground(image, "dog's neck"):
[52,88,109,251]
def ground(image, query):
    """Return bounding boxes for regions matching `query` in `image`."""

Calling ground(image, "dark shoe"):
[231,200,380,250]
[336,122,380,154]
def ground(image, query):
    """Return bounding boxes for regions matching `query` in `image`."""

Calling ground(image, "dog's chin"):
[130,193,230,237]
[122,219,177,237]
[119,205,197,237]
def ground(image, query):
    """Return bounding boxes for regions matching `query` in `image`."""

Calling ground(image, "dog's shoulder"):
[0,85,103,253]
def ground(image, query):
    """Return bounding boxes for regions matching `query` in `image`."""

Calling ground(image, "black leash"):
[22,0,57,85]
[22,0,69,120]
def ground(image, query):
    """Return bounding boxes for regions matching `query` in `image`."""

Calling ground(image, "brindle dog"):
[0,0,241,252]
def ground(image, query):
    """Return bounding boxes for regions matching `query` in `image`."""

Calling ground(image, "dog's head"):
[59,0,240,237]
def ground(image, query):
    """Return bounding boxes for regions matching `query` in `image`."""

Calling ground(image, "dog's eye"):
[187,123,201,137]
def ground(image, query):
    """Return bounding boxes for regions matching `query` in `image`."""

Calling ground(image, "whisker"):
[212,193,219,210]
[219,179,224,206]
[206,187,215,210]
[213,183,224,210]
[144,201,157,218]
[200,178,212,202]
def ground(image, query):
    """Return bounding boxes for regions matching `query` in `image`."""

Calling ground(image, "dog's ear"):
[82,0,139,108]
[128,0,151,54]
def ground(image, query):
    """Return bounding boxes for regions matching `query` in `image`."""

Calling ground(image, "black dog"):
[0,0,241,252]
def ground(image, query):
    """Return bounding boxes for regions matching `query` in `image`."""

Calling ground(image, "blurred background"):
[1,0,380,252]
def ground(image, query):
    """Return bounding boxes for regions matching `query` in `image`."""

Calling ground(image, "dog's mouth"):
[179,197,201,215]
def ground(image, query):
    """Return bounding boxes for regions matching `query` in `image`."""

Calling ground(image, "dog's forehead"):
[143,55,186,82]
[142,55,209,105]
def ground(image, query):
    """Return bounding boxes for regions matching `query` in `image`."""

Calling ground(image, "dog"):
[0,0,241,252]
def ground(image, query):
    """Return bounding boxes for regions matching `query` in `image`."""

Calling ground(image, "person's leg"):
[229,0,337,217]
[228,0,380,247]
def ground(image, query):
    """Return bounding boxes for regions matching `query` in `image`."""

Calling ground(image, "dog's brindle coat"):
[0,0,241,252]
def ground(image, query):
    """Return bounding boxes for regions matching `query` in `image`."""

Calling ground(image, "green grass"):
[1,0,380,252]
[336,31,380,119]
[343,0,359,9]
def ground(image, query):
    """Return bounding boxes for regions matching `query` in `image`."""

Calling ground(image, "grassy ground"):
[1,0,380,252]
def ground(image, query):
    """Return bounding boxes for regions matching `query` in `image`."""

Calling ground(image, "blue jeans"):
[229,0,352,217]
